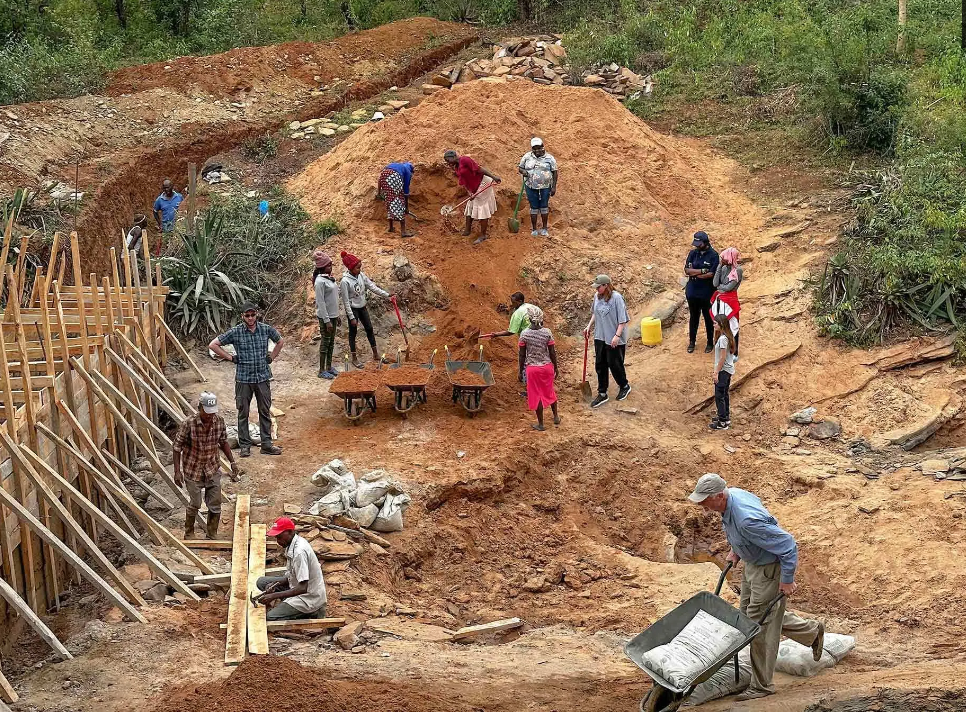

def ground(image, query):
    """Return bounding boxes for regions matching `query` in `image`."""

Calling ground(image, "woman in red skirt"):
[518,305,560,431]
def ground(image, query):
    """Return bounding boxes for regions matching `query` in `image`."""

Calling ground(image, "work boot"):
[261,444,283,456]
[590,393,609,409]
[351,352,364,369]
[184,511,196,540]
[616,384,632,401]
[206,512,220,539]
[812,621,825,661]
[240,445,252,458]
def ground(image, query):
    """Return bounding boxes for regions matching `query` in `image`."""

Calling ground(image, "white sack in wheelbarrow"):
[776,632,855,677]
[686,647,751,706]
[371,493,411,532]
[641,610,746,690]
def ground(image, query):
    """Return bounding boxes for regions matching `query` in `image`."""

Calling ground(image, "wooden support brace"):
[225,494,250,666]
[115,329,193,413]
[0,431,146,607]
[101,449,174,510]
[155,315,206,382]
[0,575,71,660]
[0,666,17,704]
[20,445,200,601]
[0,468,146,623]
[105,347,185,422]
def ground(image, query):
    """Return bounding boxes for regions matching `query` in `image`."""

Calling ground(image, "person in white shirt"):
[255,517,327,621]
[517,138,558,237]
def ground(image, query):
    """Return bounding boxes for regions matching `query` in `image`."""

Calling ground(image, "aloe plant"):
[159,214,252,336]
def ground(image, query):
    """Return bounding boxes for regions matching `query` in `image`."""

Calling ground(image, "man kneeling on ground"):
[254,517,327,621]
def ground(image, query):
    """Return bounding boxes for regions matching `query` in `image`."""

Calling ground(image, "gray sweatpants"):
[255,575,326,621]
[740,560,822,694]
[184,473,222,517]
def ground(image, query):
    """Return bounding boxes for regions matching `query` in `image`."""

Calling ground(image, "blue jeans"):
[525,187,551,215]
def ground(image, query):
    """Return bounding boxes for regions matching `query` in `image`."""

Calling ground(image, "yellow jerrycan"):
[640,317,662,346]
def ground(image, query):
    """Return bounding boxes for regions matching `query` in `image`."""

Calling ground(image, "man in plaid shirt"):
[209,302,285,457]
[173,392,240,539]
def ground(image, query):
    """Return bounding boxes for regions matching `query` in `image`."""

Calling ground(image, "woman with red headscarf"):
[339,251,392,367]
[710,247,743,360]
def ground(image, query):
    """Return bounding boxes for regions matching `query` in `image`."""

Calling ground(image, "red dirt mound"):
[155,655,470,711]
[107,18,475,98]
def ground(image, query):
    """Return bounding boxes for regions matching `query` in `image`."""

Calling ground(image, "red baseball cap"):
[267,517,296,536]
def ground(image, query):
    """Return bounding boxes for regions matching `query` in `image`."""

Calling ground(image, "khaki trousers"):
[185,473,223,517]
[739,560,822,694]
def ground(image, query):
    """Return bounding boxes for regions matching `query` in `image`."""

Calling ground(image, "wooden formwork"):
[0,224,209,686]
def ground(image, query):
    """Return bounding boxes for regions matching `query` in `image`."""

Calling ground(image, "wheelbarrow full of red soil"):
[444,346,494,416]
[329,362,381,425]
[384,351,436,416]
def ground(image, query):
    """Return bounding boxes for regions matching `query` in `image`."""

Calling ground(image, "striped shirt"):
[519,327,555,367]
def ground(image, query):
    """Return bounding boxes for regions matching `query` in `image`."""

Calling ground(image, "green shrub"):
[315,218,343,242]
[242,133,280,163]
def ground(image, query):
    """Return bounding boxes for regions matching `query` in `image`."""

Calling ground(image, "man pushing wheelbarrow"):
[687,473,825,701]
[626,474,827,710]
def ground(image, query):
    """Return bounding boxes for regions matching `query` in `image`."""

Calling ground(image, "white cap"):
[689,473,727,502]
[371,111,385,122]
[531,137,544,148]
[200,391,218,414]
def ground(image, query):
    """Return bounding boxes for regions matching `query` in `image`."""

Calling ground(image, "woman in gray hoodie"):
[313,250,340,379]
[339,250,393,367]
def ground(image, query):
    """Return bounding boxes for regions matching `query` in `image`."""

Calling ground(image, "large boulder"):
[628,290,685,340]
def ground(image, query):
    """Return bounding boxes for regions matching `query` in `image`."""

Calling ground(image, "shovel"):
[581,333,594,403]
[390,295,410,358]
[508,184,525,234]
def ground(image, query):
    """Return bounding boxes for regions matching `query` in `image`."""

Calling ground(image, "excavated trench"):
[74,33,479,276]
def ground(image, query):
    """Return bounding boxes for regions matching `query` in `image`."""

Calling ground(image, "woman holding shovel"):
[340,251,393,368]
[518,306,560,431]
[378,161,415,238]
[443,150,501,245]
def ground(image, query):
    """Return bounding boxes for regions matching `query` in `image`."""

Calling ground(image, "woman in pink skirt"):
[518,305,560,431]
[444,149,501,245]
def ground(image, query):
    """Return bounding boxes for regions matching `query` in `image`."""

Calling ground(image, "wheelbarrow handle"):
[756,592,786,626]
[714,560,734,596]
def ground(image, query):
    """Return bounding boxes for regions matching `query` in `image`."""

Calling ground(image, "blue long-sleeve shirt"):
[386,162,413,194]
[721,488,799,584]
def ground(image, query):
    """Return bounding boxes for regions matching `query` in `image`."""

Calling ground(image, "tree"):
[897,0,907,53]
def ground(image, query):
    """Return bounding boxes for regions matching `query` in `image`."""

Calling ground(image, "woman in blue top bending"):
[378,161,415,238]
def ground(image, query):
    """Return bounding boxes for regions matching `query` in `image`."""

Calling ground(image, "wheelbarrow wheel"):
[640,684,683,712]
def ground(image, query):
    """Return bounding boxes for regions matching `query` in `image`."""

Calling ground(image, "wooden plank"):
[0,431,146,607]
[0,574,72,660]
[20,444,199,601]
[115,329,193,414]
[0,330,22,600]
[247,523,268,655]
[220,618,346,632]
[451,618,523,641]
[195,566,284,588]
[101,449,174,510]
[89,367,169,445]
[142,238,157,356]
[0,666,17,704]
[155,315,206,383]
[0,464,146,623]
[184,540,279,551]
[225,494,251,666]
[42,233,62,297]
[156,263,167,367]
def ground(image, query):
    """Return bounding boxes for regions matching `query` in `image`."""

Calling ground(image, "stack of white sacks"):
[308,459,411,533]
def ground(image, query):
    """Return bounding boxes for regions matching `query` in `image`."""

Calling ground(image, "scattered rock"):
[784,426,801,437]
[809,419,842,440]
[781,436,801,446]
[392,253,414,281]
[920,459,950,474]
[141,583,169,602]
[790,407,817,424]
[522,576,551,593]
[756,239,782,253]
[340,590,367,601]
[334,621,364,649]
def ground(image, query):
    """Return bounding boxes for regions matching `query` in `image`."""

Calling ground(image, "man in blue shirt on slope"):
[153,179,183,234]
[689,473,825,700]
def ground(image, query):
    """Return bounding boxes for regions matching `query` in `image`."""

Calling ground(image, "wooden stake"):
[0,574,72,660]
[101,449,174,510]
[156,262,167,366]
[43,233,62,297]
[142,237,156,356]
[247,523,268,655]
[105,347,184,422]
[20,445,199,601]
[114,329,193,413]
[155,314,206,382]
[0,469,146,623]
[0,666,17,704]
[225,494,250,666]
[0,431,145,607]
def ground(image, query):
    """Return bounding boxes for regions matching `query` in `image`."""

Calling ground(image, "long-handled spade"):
[507,183,525,234]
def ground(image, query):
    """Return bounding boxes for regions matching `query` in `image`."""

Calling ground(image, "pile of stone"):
[308,459,410,533]
[580,63,653,100]
[779,407,842,450]
[421,36,652,101]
